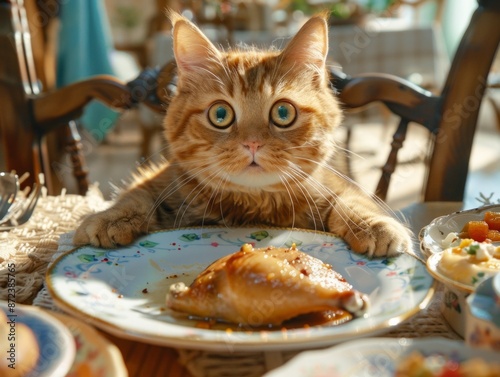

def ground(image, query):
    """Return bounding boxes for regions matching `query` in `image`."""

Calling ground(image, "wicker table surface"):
[1,189,464,377]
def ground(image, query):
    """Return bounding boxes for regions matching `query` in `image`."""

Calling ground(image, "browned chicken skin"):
[166,244,369,326]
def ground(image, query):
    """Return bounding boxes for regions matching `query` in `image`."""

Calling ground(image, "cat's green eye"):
[208,102,235,129]
[270,101,297,128]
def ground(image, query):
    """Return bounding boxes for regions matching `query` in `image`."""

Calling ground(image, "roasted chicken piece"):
[167,243,369,326]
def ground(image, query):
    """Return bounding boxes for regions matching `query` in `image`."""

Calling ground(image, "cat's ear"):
[169,12,222,73]
[280,14,329,75]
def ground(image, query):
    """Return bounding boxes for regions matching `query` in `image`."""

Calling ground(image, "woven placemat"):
[0,185,109,304]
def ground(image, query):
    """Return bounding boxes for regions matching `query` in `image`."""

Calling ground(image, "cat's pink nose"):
[243,141,261,155]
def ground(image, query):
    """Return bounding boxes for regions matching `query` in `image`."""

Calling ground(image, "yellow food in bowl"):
[438,239,500,287]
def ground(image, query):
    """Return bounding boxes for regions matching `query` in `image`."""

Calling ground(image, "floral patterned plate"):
[50,312,128,377]
[263,337,500,376]
[46,227,434,351]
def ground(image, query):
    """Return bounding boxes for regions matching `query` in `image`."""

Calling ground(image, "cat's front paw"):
[73,209,147,248]
[340,216,412,258]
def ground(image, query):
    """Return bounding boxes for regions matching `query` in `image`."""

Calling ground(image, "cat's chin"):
[226,169,282,189]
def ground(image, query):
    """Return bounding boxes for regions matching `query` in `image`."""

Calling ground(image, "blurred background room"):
[1,0,499,209]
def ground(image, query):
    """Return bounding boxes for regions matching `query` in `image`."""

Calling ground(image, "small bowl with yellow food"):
[426,238,500,337]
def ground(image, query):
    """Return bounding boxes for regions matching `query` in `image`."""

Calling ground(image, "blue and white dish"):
[264,337,500,377]
[466,273,500,352]
[0,302,75,377]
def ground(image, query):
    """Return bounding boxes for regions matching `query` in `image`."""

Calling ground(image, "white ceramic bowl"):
[465,273,500,352]
[422,205,500,337]
[420,204,500,257]
[427,253,475,337]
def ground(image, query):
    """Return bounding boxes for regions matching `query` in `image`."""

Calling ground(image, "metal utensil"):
[0,182,41,230]
[0,172,19,221]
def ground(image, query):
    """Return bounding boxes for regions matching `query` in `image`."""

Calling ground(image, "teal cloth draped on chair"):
[56,0,120,141]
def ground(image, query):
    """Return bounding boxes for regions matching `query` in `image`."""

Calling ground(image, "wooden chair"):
[330,0,500,202]
[0,0,161,194]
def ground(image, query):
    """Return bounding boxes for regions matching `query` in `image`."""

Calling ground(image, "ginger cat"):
[74,13,411,257]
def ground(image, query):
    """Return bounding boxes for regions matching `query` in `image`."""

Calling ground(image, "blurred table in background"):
[328,18,448,89]
[150,17,447,90]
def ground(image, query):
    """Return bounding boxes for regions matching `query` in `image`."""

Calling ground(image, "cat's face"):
[164,13,342,192]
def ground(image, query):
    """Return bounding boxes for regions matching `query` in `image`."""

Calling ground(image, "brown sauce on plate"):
[190,309,353,332]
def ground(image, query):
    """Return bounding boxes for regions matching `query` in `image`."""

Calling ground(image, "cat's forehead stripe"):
[222,53,277,97]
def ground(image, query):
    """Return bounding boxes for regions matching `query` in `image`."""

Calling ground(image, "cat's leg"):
[73,162,175,248]
[73,192,160,248]
[327,193,412,257]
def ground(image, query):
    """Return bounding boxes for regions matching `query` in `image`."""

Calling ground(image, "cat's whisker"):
[286,165,341,230]
[215,173,234,229]
[296,155,400,221]
[165,157,224,172]
[291,158,413,250]
[282,141,320,151]
[330,142,366,162]
[200,170,228,226]
[284,163,370,237]
[160,157,230,226]
[275,65,297,92]
[216,57,233,87]
[281,137,350,162]
[137,143,171,166]
[173,168,225,228]
[277,174,298,229]
[143,162,219,230]
[278,168,326,232]
[194,65,226,89]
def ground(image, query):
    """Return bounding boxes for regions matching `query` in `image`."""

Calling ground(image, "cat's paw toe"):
[73,211,143,248]
[370,218,412,257]
[346,217,412,258]
[73,215,115,248]
[73,225,91,246]
[106,222,138,246]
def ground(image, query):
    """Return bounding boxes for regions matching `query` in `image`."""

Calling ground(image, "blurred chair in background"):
[0,0,155,194]
[331,0,499,202]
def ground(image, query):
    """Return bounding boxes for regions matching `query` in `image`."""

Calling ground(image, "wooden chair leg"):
[486,91,500,132]
[140,123,155,158]
[65,120,89,195]
[375,118,410,201]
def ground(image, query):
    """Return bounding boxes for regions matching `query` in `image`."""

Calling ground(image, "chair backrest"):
[330,0,500,202]
[0,0,134,194]
[0,0,44,189]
